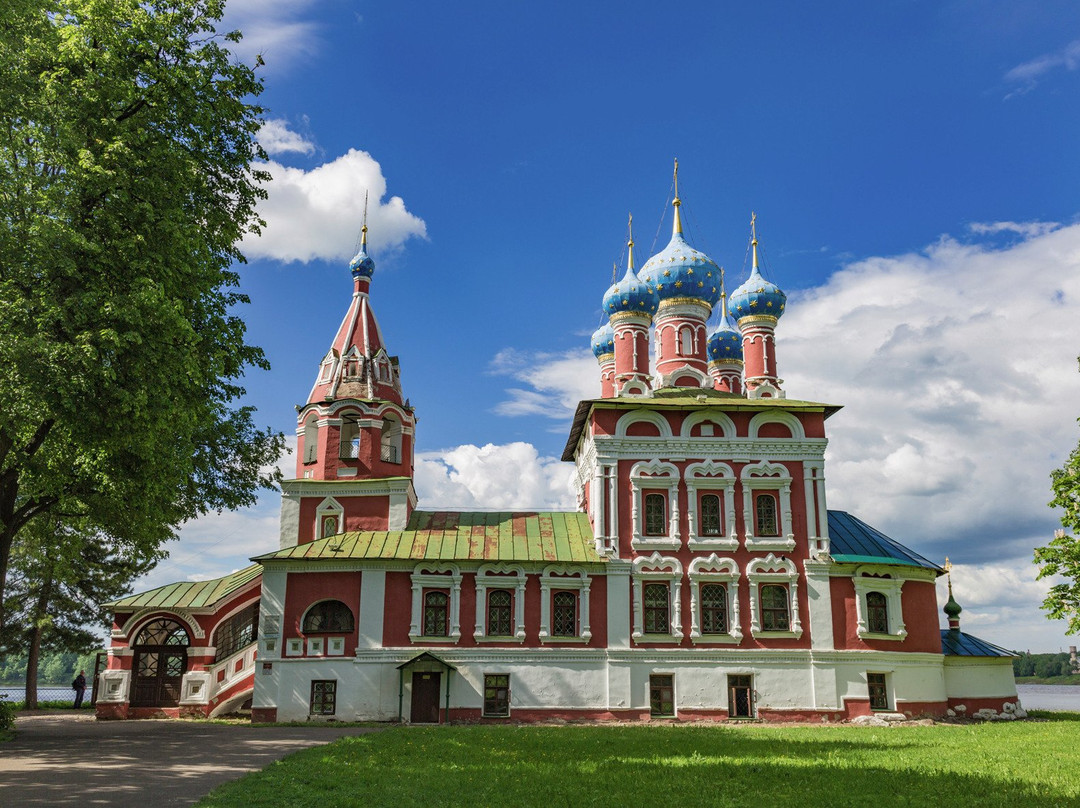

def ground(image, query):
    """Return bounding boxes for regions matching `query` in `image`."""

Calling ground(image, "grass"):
[195,717,1080,808]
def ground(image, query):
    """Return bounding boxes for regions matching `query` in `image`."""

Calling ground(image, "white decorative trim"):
[474,563,527,642]
[632,553,683,640]
[179,672,212,705]
[98,669,130,703]
[748,410,806,439]
[615,410,673,438]
[116,609,205,641]
[629,460,681,551]
[327,637,346,656]
[740,461,796,551]
[747,553,802,638]
[685,460,738,550]
[307,637,325,656]
[852,567,908,640]
[314,496,344,539]
[409,563,463,642]
[656,364,709,389]
[687,555,742,642]
[679,410,737,439]
[285,638,303,656]
[539,565,592,642]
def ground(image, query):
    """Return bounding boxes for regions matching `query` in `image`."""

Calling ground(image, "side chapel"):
[97,173,1018,722]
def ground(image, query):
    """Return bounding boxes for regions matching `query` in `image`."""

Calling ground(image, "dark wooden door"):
[411,672,441,723]
[131,648,187,707]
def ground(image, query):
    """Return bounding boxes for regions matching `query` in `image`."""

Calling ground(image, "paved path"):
[0,711,381,807]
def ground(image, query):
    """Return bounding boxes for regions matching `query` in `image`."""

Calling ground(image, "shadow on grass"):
[1028,709,1080,721]
[195,724,1076,808]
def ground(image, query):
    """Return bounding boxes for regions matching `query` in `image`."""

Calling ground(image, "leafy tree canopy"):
[0,0,284,623]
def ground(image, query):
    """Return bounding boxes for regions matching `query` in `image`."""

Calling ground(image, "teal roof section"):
[105,564,262,610]
[255,511,603,565]
[827,510,943,571]
[940,629,1017,657]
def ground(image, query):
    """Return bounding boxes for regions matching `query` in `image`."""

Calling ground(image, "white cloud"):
[1003,39,1080,97]
[415,443,575,510]
[968,220,1062,239]
[221,0,323,76]
[258,119,316,157]
[490,349,599,419]
[243,149,428,264]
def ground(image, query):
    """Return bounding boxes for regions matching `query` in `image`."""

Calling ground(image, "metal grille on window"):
[650,674,674,717]
[487,589,512,636]
[552,591,577,636]
[302,600,355,633]
[760,584,790,631]
[214,603,259,661]
[310,680,337,715]
[700,494,722,535]
[644,493,666,536]
[756,494,779,536]
[867,673,889,710]
[423,591,449,636]
[643,582,670,634]
[866,592,889,634]
[700,583,728,634]
[484,674,510,717]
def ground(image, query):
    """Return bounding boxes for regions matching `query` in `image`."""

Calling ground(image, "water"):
[0,685,94,703]
[1015,684,1080,712]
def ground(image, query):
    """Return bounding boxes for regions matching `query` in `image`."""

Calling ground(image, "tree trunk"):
[23,566,54,710]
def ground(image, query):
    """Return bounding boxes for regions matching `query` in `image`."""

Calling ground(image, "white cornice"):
[592,436,828,462]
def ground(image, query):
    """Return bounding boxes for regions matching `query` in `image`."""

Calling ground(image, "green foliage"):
[195,723,1080,808]
[0,0,285,626]
[0,651,99,685]
[0,694,14,733]
[1013,651,1075,678]
[1035,398,1080,633]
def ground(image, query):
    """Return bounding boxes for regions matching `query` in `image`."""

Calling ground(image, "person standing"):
[72,670,87,709]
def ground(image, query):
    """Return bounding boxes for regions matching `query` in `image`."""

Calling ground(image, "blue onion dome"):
[708,319,743,363]
[349,225,375,279]
[729,224,785,321]
[638,196,722,308]
[602,223,659,318]
[591,322,615,360]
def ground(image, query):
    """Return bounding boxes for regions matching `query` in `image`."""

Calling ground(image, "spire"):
[943,557,963,628]
[750,211,760,272]
[720,267,729,321]
[361,190,369,250]
[627,213,635,272]
[672,158,683,236]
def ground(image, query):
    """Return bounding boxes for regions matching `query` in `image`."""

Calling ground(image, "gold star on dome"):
[750,300,758,308]
[766,301,773,307]
[698,281,704,287]
[688,268,694,275]
[663,270,671,277]
[675,280,683,288]
[706,272,712,278]
[756,287,765,294]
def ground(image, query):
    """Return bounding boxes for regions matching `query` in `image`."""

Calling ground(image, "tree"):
[0,0,284,628]
[1035,373,1080,633]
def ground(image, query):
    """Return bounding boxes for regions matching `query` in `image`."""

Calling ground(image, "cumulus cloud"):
[968,220,1061,239]
[221,0,323,76]
[415,443,575,510]
[243,149,428,264]
[258,119,316,157]
[490,349,598,420]
[1003,38,1080,97]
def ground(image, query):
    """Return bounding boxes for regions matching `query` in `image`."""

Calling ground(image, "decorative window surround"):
[474,564,527,642]
[314,496,344,539]
[688,555,742,643]
[285,638,303,657]
[327,637,346,656]
[539,565,592,642]
[630,460,681,551]
[852,567,907,641]
[748,411,806,439]
[306,637,324,656]
[98,670,130,703]
[678,411,737,439]
[747,554,803,638]
[632,554,683,641]
[685,460,738,550]
[409,564,463,643]
[740,461,796,551]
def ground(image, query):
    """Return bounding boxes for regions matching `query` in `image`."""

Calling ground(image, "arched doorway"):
[131,618,190,707]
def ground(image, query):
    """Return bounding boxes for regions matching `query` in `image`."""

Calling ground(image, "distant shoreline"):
[1015,675,1080,686]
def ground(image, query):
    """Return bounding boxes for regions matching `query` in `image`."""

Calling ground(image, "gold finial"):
[750,211,759,269]
[720,267,729,320]
[627,213,635,271]
[361,191,369,248]
[672,158,683,236]
[612,261,618,284]
[944,556,954,597]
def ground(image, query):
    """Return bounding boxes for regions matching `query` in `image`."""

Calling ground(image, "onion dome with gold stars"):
[603,216,659,318]
[729,214,786,321]
[591,322,615,359]
[349,223,376,280]
[638,162,722,308]
[708,282,743,362]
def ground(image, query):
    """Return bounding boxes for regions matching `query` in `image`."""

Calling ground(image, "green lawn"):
[196,717,1080,808]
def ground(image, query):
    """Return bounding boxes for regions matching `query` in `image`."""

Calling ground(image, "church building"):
[96,176,1018,723]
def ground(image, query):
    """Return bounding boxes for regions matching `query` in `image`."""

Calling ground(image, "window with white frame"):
[632,554,683,640]
[409,564,462,642]
[688,555,741,642]
[302,414,319,464]
[630,460,680,550]
[740,462,795,551]
[852,568,907,640]
[685,460,737,550]
[314,496,343,540]
[867,672,890,710]
[746,554,802,638]
[473,564,527,641]
[539,565,592,642]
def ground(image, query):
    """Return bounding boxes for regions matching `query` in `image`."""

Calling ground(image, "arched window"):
[551,591,577,636]
[423,591,449,636]
[700,494,722,536]
[380,414,402,464]
[302,600,354,634]
[136,619,190,647]
[680,326,694,355]
[487,589,512,636]
[644,493,666,536]
[132,619,190,708]
[643,582,670,634]
[760,584,789,631]
[214,603,259,661]
[866,591,889,634]
[320,514,339,539]
[338,415,360,459]
[755,494,779,537]
[303,415,318,464]
[700,583,728,634]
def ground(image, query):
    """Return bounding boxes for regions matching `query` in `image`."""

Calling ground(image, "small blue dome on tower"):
[603,266,659,317]
[349,225,375,279]
[591,323,615,359]
[729,219,785,321]
[708,320,743,363]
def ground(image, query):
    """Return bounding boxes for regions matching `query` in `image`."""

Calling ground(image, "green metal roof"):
[827,511,942,571]
[255,511,603,565]
[105,564,262,610]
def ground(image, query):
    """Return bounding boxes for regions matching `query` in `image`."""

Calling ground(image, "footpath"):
[0,711,379,807]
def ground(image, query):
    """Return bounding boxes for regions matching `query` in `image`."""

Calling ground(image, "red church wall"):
[829,577,942,653]
[283,571,362,653]
[756,422,792,438]
[296,495,390,544]
[383,571,414,646]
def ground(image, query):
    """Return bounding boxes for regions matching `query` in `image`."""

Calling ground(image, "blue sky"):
[149,1,1080,653]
